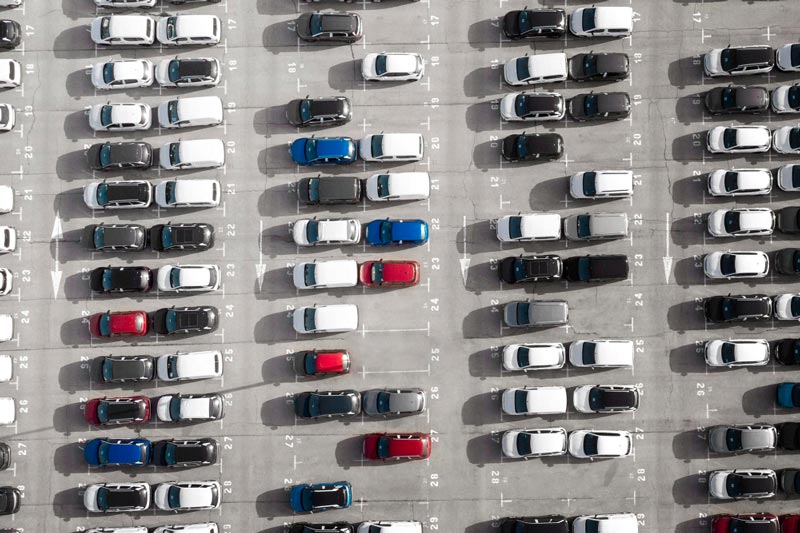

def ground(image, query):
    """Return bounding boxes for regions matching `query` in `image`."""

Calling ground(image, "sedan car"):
[711,515,778,533]
[89,310,147,338]
[154,481,221,511]
[501,427,568,458]
[569,52,629,82]
[569,340,634,368]
[152,438,218,468]
[572,385,640,413]
[362,388,426,416]
[84,438,151,467]
[708,424,778,453]
[705,86,769,115]
[777,383,800,408]
[773,126,800,154]
[499,92,565,122]
[90,15,155,46]
[0,59,19,88]
[293,350,351,377]
[100,355,154,383]
[87,142,153,171]
[569,170,634,200]
[293,304,358,334]
[501,133,563,162]
[568,430,633,459]
[157,15,221,46]
[291,137,357,166]
[151,306,218,336]
[90,266,153,294]
[295,12,362,43]
[149,222,214,252]
[91,59,153,90]
[292,218,361,247]
[502,8,566,39]
[501,386,567,416]
[361,52,424,81]
[84,396,150,425]
[84,483,150,513]
[706,126,771,153]
[703,251,769,279]
[502,343,565,371]
[83,180,152,210]
[156,265,220,292]
[156,393,224,423]
[775,249,800,276]
[707,208,775,237]
[155,57,221,88]
[156,350,222,381]
[709,469,777,500]
[294,390,360,418]
[89,103,152,132]
[289,482,351,513]
[704,295,772,323]
[0,104,14,132]
[503,300,568,328]
[779,164,800,191]
[569,6,632,37]
[288,97,351,128]
[365,219,428,246]
[563,255,629,283]
[707,169,772,196]
[362,433,431,461]
[496,213,562,242]
[358,260,419,287]
[568,92,630,122]
[498,255,562,284]
[704,45,774,76]
[774,293,800,320]
[770,84,800,113]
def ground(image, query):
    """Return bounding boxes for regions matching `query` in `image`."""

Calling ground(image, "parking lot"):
[1,0,800,531]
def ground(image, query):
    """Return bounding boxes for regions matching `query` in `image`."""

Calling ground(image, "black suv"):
[99,355,154,383]
[152,438,218,467]
[500,516,568,533]
[563,254,629,282]
[83,224,147,252]
[778,207,800,234]
[287,97,351,127]
[87,142,153,171]
[775,249,800,276]
[704,86,769,115]
[90,266,153,294]
[569,92,631,121]
[704,294,772,323]
[294,390,361,418]
[502,8,566,40]
[152,306,219,336]
[570,53,629,82]
[501,133,563,162]
[498,255,562,284]
[297,176,362,205]
[0,20,20,49]
[149,222,214,252]
[296,12,362,43]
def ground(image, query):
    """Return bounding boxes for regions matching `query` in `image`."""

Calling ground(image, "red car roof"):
[388,436,425,457]
[110,312,146,335]
[315,352,347,373]
[381,262,417,283]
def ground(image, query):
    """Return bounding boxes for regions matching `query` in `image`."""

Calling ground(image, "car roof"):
[170,179,218,203]
[529,300,568,324]
[383,53,419,73]
[173,15,217,37]
[316,137,352,157]
[176,58,216,77]
[737,210,774,230]
[314,12,357,32]
[520,213,561,238]
[593,6,633,30]
[528,52,568,71]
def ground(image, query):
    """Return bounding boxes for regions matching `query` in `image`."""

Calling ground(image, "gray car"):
[707,424,777,454]
[297,176,362,205]
[362,388,426,416]
[503,300,569,328]
[83,223,147,252]
[295,12,362,43]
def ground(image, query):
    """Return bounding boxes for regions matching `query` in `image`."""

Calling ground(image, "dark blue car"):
[84,438,151,467]
[365,219,429,246]
[289,481,352,513]
[291,137,357,166]
[778,383,800,408]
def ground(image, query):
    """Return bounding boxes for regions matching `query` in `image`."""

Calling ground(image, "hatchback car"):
[295,12,362,43]
[501,427,568,458]
[91,59,153,90]
[703,251,769,279]
[152,438,218,468]
[704,294,772,323]
[161,138,225,170]
[771,85,800,113]
[712,515,778,533]
[705,46,774,77]
[499,92,565,122]
[154,179,220,209]
[502,343,565,371]
[705,86,769,115]
[297,175,362,205]
[0,60,19,88]
[568,430,633,459]
[572,385,639,413]
[149,222,215,252]
[498,255,562,284]
[502,8,566,39]
[359,133,423,162]
[569,52,630,82]
[773,126,800,154]
[364,172,430,202]
[777,43,800,71]
[83,180,152,210]
[151,306,218,335]
[90,266,153,294]
[573,515,637,533]
[503,52,568,86]
[89,310,147,338]
[293,260,358,290]
[707,169,772,197]
[291,137,357,166]
[90,15,155,46]
[157,95,223,129]
[776,249,800,275]
[154,481,221,511]
[292,218,361,246]
[709,469,777,500]
[774,293,800,320]
[569,92,630,121]
[362,433,431,461]
[156,265,220,293]
[707,208,775,237]
[100,355,154,383]
[569,170,634,199]
[361,52,424,81]
[496,213,562,242]
[365,219,428,246]
[569,339,634,368]
[706,126,771,153]
[570,6,632,37]
[289,482,351,513]
[503,300,569,328]
[156,57,221,88]
[362,388,426,416]
[563,254,629,283]
[89,103,152,132]
[563,212,629,241]
[708,424,777,453]
[293,304,359,334]
[156,350,223,381]
[501,386,567,416]
[87,142,153,171]
[0,104,14,132]
[288,97,351,128]
[157,15,221,46]
[359,260,419,287]
[84,438,151,467]
[84,396,150,425]
[501,133,563,161]
[0,20,18,50]
[84,483,150,513]
[294,390,360,418]
[156,393,224,423]
[293,350,351,377]
[777,383,800,408]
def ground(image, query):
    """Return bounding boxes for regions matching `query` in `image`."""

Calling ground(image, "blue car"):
[289,481,352,513]
[291,137,357,166]
[84,438,151,467]
[365,219,429,246]
[778,383,800,408]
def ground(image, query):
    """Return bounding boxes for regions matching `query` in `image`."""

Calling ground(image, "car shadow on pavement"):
[64,273,92,302]
[261,396,296,428]
[53,26,96,60]
[52,403,87,436]
[742,384,779,417]
[466,520,502,533]
[670,215,706,249]
[467,348,502,379]
[56,150,92,181]
[53,443,88,476]
[672,474,708,507]
[58,361,93,394]
[462,307,502,340]
[671,174,706,207]
[261,184,301,216]
[675,518,706,533]
[60,317,90,348]
[255,268,295,302]
[255,487,292,518]
[52,486,88,520]
[668,344,706,375]
[334,435,376,469]
[667,301,707,333]
[327,59,360,93]
[466,19,502,51]
[674,94,706,126]
[261,224,296,258]
[529,176,568,210]
[465,433,502,466]
[463,66,503,99]
[461,392,502,426]
[65,68,95,100]
[262,19,298,50]
[457,221,503,257]
[254,312,299,344]
[667,56,703,90]
[465,102,500,133]
[464,262,501,295]
[263,143,296,176]
[262,355,297,386]
[673,257,704,288]
[671,132,707,164]
[672,430,708,462]
[63,110,94,142]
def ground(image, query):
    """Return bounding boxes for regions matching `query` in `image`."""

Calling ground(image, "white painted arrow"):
[256,219,266,291]
[662,212,672,284]
[50,213,63,299]
[460,215,470,285]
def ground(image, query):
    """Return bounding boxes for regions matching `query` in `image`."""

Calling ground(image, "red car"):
[293,350,351,376]
[359,260,420,287]
[712,514,778,533]
[363,433,432,461]
[84,396,151,426]
[781,515,800,533]
[89,311,147,338]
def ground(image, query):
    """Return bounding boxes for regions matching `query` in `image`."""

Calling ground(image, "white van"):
[293,259,358,289]
[365,172,430,201]
[569,339,634,368]
[359,133,424,162]
[158,96,223,129]
[154,179,221,208]
[502,386,567,415]
[357,523,422,533]
[159,138,225,170]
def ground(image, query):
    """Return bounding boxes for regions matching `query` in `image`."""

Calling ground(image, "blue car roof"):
[391,220,427,242]
[316,138,352,158]
[85,438,150,465]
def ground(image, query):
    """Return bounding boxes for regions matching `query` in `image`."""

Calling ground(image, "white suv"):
[569,170,633,199]
[569,7,633,37]
[360,133,423,162]
[501,427,568,458]
[156,350,223,381]
[157,96,223,129]
[569,340,634,368]
[293,260,358,289]
[154,179,220,208]
[157,15,221,46]
[293,304,359,334]
[365,172,430,201]
[503,52,568,86]
[91,15,155,46]
[501,386,567,415]
[496,213,562,242]
[292,218,362,246]
[156,264,220,292]
[159,139,225,170]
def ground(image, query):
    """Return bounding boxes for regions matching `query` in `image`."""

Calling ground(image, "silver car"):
[707,424,777,454]
[503,300,569,328]
[361,388,426,416]
[708,469,777,499]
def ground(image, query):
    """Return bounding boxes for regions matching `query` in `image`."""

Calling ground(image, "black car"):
[704,294,772,323]
[500,515,568,533]
[90,266,153,294]
[295,12,362,43]
[710,46,774,76]
[99,355,155,383]
[775,339,800,365]
[294,390,361,418]
[83,224,147,252]
[152,438,217,467]
[779,422,800,450]
[152,306,219,336]
[498,255,562,284]
[149,222,214,252]
[502,8,566,40]
[570,53,630,82]
[288,523,353,533]
[287,97,351,128]
[0,487,19,516]
[776,249,800,276]
[297,176,362,205]
[781,469,800,494]
[778,207,800,234]
[0,444,9,471]
[569,92,631,121]
[504,92,565,121]
[563,254,629,282]
[704,86,769,115]
[162,57,219,87]
[0,20,20,49]
[501,133,563,162]
[87,142,153,171]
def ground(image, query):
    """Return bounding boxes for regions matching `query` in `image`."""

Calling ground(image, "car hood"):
[708,471,729,498]
[707,426,729,452]
[294,13,312,39]
[503,57,522,84]
[499,93,518,119]
[286,99,305,126]
[705,50,722,74]
[775,294,800,319]
[778,207,800,232]
[501,431,522,458]
[571,386,592,412]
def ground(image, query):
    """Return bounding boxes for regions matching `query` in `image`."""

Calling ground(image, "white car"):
[573,385,640,413]
[770,85,800,113]
[708,469,777,499]
[774,293,800,320]
[293,304,359,334]
[0,355,11,383]
[706,126,771,153]
[703,251,769,279]
[157,95,223,129]
[502,343,565,371]
[88,528,149,533]
[704,339,770,367]
[0,59,19,88]
[89,103,152,132]
[707,168,772,196]
[84,483,151,513]
[154,179,220,208]
[704,46,774,77]
[0,104,14,131]
[155,57,221,88]
[499,92,565,121]
[777,43,800,72]
[778,164,800,191]
[773,126,800,154]
[0,186,13,212]
[156,264,220,292]
[90,15,155,46]
[0,227,14,253]
[501,427,568,458]
[91,59,154,90]
[356,523,422,533]
[568,430,633,459]
[569,340,633,368]
[496,213,562,242]
[95,0,156,7]
[569,170,634,199]
[156,350,223,381]
[707,208,775,237]
[293,259,358,289]
[153,524,219,533]
[0,396,13,424]
[573,514,637,533]
[83,180,153,210]
[0,0,21,6]
[359,133,423,162]
[569,6,633,37]
[503,52,568,86]
[159,139,225,170]
[156,393,224,422]
[365,172,430,201]
[157,15,221,46]
[501,386,567,416]
[361,52,424,81]
[154,481,221,511]
[292,218,362,246]
[0,269,11,296]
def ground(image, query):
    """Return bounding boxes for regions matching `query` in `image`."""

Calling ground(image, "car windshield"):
[724,212,741,233]
[720,48,737,70]
[371,135,384,157]
[304,308,316,331]
[375,174,390,198]
[96,487,110,510]
[516,432,532,455]
[306,220,319,243]
[584,522,599,533]
[96,183,109,206]
[792,45,800,68]
[170,268,182,288]
[721,88,736,110]
[168,60,181,82]
[309,14,323,36]
[582,172,597,196]
[582,342,596,365]
[515,95,530,116]
[726,476,744,497]
[792,297,800,317]
[576,257,591,281]
[169,397,182,420]
[588,388,605,411]
[166,355,178,379]
[102,360,115,381]
[161,227,174,249]
[303,264,316,287]
[97,442,109,464]
[97,402,109,423]
[379,221,392,244]
[514,390,528,413]
[582,55,597,76]
[790,129,800,149]
[164,181,176,204]
[304,354,317,375]
[165,17,177,40]
[370,262,384,283]
[515,136,529,158]
[581,8,596,31]
[376,391,391,413]
[507,216,523,239]
[167,101,179,124]
[164,442,176,464]
[516,346,530,367]
[169,143,181,166]
[376,436,391,459]
[719,254,737,276]
[101,270,115,290]
[726,428,743,450]
[99,314,112,336]
[102,63,116,84]
[375,54,388,76]
[576,215,591,238]
[723,128,738,149]
[301,488,314,511]
[583,94,599,116]
[721,342,736,364]
[515,57,530,82]
[723,172,739,192]
[167,486,181,509]
[299,100,313,123]
[304,139,318,161]
[789,87,800,109]
[165,310,178,333]
[100,106,113,127]
[307,179,319,202]
[516,303,530,325]
[100,17,110,40]
[99,144,112,167]
[517,10,532,33]
[583,433,599,455]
